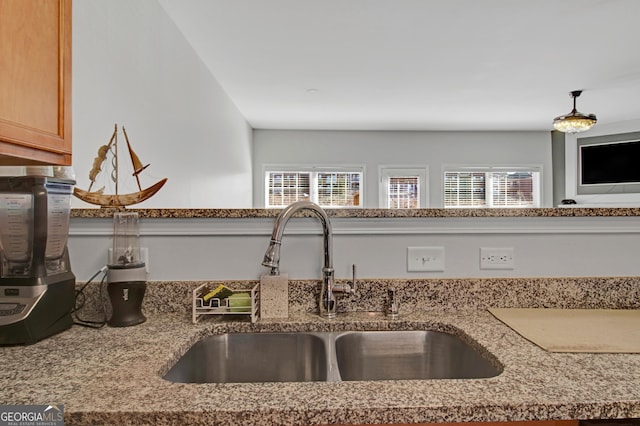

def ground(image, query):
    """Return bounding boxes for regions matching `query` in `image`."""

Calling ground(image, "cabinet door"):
[0,0,72,165]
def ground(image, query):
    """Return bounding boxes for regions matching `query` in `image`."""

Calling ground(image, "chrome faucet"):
[262,201,353,318]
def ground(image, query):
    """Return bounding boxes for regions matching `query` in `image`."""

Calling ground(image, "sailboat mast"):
[114,124,119,195]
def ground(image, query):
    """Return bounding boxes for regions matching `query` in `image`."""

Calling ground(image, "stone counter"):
[1,310,640,426]
[71,207,640,219]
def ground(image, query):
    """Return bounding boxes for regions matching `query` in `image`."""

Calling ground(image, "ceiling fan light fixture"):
[553,90,597,133]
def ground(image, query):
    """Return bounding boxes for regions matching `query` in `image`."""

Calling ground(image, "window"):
[444,167,540,208]
[316,171,361,207]
[379,168,427,208]
[266,172,310,207]
[265,168,362,208]
[388,176,420,208]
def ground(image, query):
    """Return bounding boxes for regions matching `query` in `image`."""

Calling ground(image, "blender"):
[0,176,76,345]
[107,212,146,327]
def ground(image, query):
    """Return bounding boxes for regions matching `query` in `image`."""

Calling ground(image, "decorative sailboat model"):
[74,124,167,207]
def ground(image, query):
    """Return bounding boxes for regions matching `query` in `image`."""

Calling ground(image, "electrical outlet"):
[480,247,514,270]
[407,246,445,272]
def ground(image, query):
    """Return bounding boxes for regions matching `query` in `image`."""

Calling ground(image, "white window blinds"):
[266,172,310,207]
[380,167,427,208]
[489,172,538,207]
[316,172,361,207]
[265,169,362,208]
[444,169,540,208]
[387,176,420,208]
[444,172,486,207]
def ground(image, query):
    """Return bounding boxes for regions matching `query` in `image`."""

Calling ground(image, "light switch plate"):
[407,246,445,272]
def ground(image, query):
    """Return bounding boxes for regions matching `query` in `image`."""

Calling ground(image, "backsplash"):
[70,213,640,281]
[74,276,640,320]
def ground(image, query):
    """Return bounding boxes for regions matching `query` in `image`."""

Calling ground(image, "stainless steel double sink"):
[163,330,502,383]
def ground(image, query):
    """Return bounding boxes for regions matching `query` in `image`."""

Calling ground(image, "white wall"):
[68,215,640,282]
[72,0,253,208]
[253,130,553,208]
[72,2,553,210]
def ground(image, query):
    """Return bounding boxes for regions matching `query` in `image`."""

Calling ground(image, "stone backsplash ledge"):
[75,276,640,319]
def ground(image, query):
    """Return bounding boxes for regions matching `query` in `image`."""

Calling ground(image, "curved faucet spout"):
[261,201,337,317]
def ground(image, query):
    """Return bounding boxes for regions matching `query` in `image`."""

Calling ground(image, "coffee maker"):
[0,176,76,345]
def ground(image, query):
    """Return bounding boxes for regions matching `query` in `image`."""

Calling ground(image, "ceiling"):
[159,0,640,131]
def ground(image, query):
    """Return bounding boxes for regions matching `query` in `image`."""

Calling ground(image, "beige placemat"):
[488,308,640,353]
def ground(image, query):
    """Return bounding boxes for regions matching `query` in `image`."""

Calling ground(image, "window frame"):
[263,164,365,208]
[378,166,428,208]
[442,164,542,208]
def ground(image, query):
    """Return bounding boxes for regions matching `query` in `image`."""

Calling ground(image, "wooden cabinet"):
[0,0,72,166]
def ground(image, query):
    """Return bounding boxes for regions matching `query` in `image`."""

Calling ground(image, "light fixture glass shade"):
[552,90,597,133]
[553,113,597,133]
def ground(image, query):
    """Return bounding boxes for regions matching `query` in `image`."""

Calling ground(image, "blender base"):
[107,280,146,327]
[0,276,75,345]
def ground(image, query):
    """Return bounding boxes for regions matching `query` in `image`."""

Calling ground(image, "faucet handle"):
[330,264,357,295]
[349,264,357,294]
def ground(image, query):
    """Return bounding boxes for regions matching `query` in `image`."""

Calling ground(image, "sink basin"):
[163,332,327,383]
[335,330,501,381]
[163,329,501,384]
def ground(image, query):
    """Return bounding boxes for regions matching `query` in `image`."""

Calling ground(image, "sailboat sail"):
[87,126,117,192]
[73,124,167,207]
[122,126,150,192]
[122,126,150,176]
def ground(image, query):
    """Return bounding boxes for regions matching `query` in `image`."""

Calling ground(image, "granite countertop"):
[2,309,640,426]
[70,207,640,219]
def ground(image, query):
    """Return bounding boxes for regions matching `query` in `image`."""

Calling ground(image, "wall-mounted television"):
[577,131,640,195]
